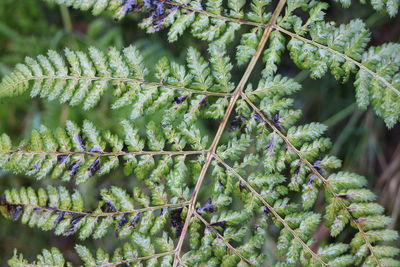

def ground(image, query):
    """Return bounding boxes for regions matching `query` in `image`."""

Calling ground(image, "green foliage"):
[9,247,72,267]
[0,185,188,240]
[0,120,207,184]
[0,0,399,266]
[46,0,123,17]
[9,242,175,267]
[0,45,233,119]
[279,8,400,127]
[32,0,400,127]
[334,0,399,16]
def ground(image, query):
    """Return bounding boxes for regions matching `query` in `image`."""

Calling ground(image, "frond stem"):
[0,149,207,157]
[2,201,190,219]
[3,75,231,97]
[173,0,287,265]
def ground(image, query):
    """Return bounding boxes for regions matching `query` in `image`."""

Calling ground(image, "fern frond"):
[326,172,400,266]
[9,242,175,267]
[40,0,400,127]
[276,14,400,127]
[0,46,232,120]
[8,247,72,267]
[3,57,399,267]
[76,242,176,267]
[3,0,400,265]
[0,120,206,184]
[239,73,399,266]
[334,0,399,16]
[45,0,271,45]
[0,185,189,240]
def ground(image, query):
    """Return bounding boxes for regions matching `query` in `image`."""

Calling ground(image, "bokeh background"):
[0,0,399,265]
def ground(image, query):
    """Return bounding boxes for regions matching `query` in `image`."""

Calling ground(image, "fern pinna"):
[0,0,399,266]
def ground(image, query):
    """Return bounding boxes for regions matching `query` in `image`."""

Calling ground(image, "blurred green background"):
[0,0,399,265]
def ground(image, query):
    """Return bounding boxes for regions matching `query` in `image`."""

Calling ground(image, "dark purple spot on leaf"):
[172,96,188,104]
[263,207,270,217]
[153,0,165,16]
[170,208,183,236]
[229,118,242,132]
[239,181,245,192]
[272,113,282,130]
[7,205,23,221]
[118,214,129,228]
[199,97,207,106]
[33,207,41,213]
[69,160,81,178]
[89,147,102,153]
[77,135,86,151]
[102,201,117,213]
[65,214,86,234]
[266,137,275,152]
[143,0,151,8]
[210,220,227,229]
[54,211,65,227]
[130,212,142,228]
[253,111,262,122]
[196,198,216,214]
[57,155,68,164]
[88,157,101,176]
[309,174,315,183]
[117,0,136,18]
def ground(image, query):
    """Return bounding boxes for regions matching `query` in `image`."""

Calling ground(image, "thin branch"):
[1,75,231,97]
[2,201,190,219]
[213,154,329,267]
[242,94,383,267]
[172,1,288,265]
[0,149,207,157]
[192,210,254,266]
[274,25,400,98]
